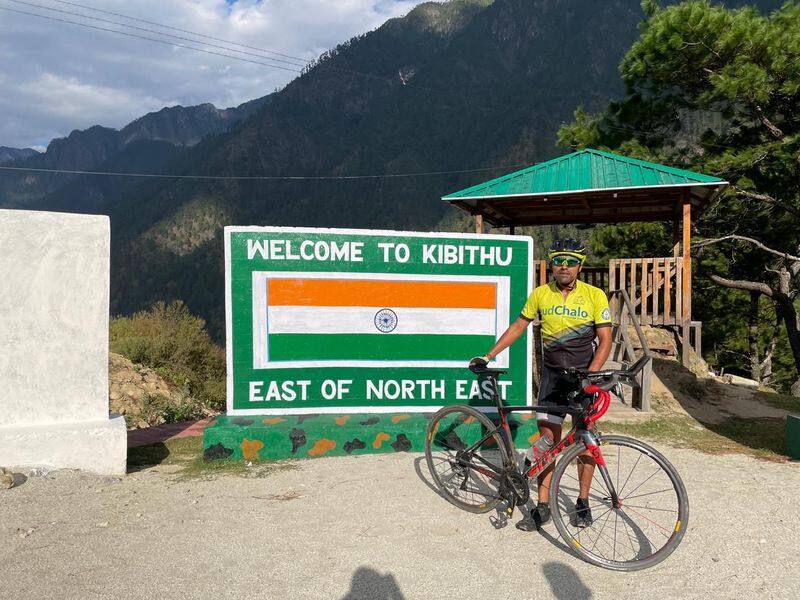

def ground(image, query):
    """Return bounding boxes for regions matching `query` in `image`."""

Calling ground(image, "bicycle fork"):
[579,430,622,509]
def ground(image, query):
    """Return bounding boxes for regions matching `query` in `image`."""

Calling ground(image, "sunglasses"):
[551,256,582,267]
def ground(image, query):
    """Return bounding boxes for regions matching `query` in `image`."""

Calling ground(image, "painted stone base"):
[203,412,542,461]
[788,415,800,460]
[0,415,127,475]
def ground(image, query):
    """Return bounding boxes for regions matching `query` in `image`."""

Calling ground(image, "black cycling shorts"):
[536,365,582,425]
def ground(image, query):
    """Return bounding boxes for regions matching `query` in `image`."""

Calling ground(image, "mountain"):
[0,146,40,165]
[0,96,270,206]
[1,0,784,339]
[99,0,646,336]
[119,98,270,147]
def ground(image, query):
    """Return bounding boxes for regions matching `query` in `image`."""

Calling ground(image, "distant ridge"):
[0,146,39,165]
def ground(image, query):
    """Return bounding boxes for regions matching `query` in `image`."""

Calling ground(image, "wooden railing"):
[533,256,701,356]
[609,258,685,326]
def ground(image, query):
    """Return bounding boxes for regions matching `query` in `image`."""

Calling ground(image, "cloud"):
[0,0,423,148]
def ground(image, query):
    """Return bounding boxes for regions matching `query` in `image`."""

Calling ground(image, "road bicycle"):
[424,356,689,571]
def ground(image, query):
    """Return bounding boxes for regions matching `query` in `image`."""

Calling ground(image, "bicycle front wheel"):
[425,405,511,513]
[549,435,689,571]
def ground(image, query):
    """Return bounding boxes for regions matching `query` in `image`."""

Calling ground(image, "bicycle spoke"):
[618,507,659,551]
[582,512,625,560]
[587,507,616,553]
[622,488,675,501]
[620,466,665,500]
[620,515,640,558]
[622,506,674,538]
[617,452,643,497]
[622,503,677,513]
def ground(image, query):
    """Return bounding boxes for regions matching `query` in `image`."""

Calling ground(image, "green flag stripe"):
[267,333,495,361]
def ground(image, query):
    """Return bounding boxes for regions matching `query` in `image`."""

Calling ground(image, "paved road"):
[2,443,799,599]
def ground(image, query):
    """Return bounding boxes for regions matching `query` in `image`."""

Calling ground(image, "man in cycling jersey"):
[471,239,612,531]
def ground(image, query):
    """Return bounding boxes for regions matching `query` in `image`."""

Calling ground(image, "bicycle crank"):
[499,469,530,515]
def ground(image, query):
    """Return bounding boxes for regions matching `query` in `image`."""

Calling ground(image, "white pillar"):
[0,209,126,475]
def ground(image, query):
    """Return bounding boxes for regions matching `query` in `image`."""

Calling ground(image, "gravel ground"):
[2,443,799,600]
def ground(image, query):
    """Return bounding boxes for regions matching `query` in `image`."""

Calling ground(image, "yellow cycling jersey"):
[520,280,611,368]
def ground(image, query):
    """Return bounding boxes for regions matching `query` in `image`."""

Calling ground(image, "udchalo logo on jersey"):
[541,305,590,318]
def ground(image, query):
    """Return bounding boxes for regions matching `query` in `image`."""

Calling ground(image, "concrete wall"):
[0,209,126,475]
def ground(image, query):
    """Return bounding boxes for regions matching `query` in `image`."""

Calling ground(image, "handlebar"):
[469,354,650,396]
[468,363,507,376]
[562,354,650,391]
[469,354,649,381]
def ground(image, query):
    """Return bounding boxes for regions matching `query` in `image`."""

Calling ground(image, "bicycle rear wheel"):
[549,435,689,571]
[425,405,511,513]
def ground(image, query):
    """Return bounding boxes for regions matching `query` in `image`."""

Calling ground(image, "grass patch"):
[603,416,788,462]
[127,436,298,480]
[753,391,800,414]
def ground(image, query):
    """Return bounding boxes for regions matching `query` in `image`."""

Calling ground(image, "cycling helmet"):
[548,238,587,263]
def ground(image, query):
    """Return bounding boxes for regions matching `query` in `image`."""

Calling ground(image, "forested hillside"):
[104,0,658,336]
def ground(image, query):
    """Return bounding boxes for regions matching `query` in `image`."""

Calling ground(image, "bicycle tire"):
[549,434,689,571]
[425,405,511,514]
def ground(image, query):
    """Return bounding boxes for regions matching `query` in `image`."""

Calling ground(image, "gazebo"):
[443,148,728,367]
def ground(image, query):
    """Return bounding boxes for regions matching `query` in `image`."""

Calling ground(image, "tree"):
[558,0,800,393]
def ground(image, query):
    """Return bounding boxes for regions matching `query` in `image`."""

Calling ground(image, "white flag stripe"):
[267,306,496,336]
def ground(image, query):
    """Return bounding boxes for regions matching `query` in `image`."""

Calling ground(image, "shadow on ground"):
[542,562,593,599]
[649,356,792,457]
[127,442,170,472]
[341,567,405,600]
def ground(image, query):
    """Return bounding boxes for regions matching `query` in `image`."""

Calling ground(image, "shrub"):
[110,301,226,413]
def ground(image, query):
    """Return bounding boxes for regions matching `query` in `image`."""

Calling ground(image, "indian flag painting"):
[252,273,511,368]
[225,226,532,415]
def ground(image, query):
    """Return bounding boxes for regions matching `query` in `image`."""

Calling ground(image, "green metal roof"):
[443,148,726,200]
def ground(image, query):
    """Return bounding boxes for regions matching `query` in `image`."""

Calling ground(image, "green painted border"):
[203,413,541,461]
[225,227,533,415]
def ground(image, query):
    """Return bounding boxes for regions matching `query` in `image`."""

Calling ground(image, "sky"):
[0,0,424,150]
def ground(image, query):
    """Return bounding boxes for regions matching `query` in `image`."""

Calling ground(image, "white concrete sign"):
[0,209,126,475]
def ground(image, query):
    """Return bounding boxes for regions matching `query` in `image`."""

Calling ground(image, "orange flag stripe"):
[268,279,496,309]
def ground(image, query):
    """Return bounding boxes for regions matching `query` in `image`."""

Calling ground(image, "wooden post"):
[641,259,649,324]
[672,216,681,258]
[652,259,660,325]
[475,213,484,234]
[640,358,653,412]
[664,259,672,323]
[609,260,617,317]
[681,194,692,365]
